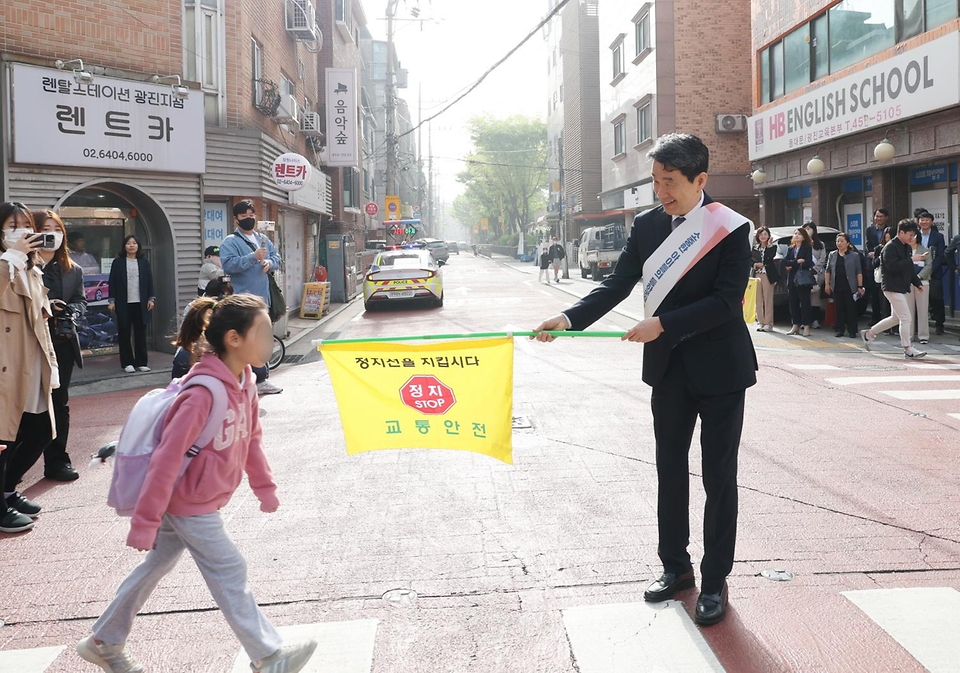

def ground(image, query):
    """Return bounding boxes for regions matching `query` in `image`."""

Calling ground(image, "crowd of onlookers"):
[753,207,957,358]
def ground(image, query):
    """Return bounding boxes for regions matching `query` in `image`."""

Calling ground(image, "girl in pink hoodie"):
[78,294,316,673]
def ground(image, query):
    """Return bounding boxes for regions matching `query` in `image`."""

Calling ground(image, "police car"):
[363,249,444,311]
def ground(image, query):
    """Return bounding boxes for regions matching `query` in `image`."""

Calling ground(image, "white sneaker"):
[257,380,283,395]
[251,639,317,673]
[136,366,151,372]
[904,346,927,358]
[859,330,872,351]
[123,365,136,374]
[76,636,144,673]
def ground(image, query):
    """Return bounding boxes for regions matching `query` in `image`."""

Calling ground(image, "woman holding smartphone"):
[0,202,59,533]
[36,210,86,482]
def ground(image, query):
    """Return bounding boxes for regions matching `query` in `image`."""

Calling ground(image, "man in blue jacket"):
[219,199,283,395]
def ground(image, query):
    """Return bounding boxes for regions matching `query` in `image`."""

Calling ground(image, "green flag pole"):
[314,331,626,348]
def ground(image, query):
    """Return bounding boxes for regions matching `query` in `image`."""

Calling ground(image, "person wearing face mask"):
[219,199,283,396]
[0,202,60,533]
[36,210,86,482]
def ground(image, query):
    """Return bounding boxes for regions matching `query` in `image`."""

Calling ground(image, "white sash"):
[642,202,751,317]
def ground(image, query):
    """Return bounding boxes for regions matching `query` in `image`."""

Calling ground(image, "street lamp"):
[807,154,826,176]
[55,58,93,85]
[874,138,896,162]
[751,166,767,184]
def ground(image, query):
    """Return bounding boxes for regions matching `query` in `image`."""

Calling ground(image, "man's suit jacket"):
[922,228,946,279]
[564,193,757,395]
[865,224,881,254]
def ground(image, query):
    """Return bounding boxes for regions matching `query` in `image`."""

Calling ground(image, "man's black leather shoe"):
[643,570,695,602]
[44,464,79,482]
[695,582,729,626]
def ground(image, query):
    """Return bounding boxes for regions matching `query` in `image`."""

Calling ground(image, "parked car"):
[447,241,460,254]
[363,249,443,311]
[365,239,387,251]
[579,223,627,280]
[421,238,450,264]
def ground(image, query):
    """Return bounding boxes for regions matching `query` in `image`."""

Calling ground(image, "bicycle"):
[267,334,285,370]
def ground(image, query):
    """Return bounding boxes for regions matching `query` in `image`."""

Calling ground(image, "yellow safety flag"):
[742,277,759,323]
[321,337,514,463]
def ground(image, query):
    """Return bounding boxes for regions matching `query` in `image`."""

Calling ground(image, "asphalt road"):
[2,253,959,672]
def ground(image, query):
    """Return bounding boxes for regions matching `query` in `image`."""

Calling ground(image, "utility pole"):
[417,84,424,236]
[385,0,400,200]
[558,138,569,278]
[427,120,434,238]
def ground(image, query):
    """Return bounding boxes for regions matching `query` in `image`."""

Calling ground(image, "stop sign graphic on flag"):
[400,375,456,415]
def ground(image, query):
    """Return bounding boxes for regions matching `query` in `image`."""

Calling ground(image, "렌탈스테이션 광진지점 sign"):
[10,63,206,173]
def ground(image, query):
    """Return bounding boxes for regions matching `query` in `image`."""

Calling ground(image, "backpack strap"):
[180,375,230,455]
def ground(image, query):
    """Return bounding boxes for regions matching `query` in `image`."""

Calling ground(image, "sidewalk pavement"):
[70,300,360,397]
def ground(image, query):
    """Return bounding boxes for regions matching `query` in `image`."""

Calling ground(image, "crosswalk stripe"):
[825,375,960,385]
[562,601,724,672]
[948,413,960,421]
[230,620,379,673]
[0,645,65,673]
[787,363,843,370]
[881,389,960,400]
[906,363,960,369]
[843,588,960,673]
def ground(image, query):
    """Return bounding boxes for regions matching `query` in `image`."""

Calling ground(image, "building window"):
[760,47,770,104]
[559,84,563,102]
[336,0,352,29]
[281,74,295,100]
[184,0,224,125]
[828,0,895,73]
[613,118,626,156]
[783,24,810,94]
[553,92,558,111]
[927,0,958,28]
[811,14,828,80]
[636,101,652,145]
[635,11,650,56]
[251,38,263,105]
[343,167,359,208]
[771,40,784,100]
[612,39,625,80]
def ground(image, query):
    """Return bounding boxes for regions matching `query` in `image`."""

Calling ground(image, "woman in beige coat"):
[0,202,59,534]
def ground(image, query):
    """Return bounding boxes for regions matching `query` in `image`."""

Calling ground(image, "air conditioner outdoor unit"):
[285,0,318,41]
[716,114,748,133]
[301,111,322,135]
[276,95,299,125]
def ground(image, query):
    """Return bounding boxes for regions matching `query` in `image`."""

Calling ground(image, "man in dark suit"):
[533,134,756,626]
[865,208,888,320]
[917,212,946,336]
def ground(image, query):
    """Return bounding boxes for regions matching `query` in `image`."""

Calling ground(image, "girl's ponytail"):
[176,297,216,364]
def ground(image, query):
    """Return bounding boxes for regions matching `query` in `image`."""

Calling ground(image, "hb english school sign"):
[749,32,960,161]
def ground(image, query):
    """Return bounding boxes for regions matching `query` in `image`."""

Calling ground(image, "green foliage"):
[456,115,548,239]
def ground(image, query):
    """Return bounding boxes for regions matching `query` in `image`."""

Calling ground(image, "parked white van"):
[578,223,627,280]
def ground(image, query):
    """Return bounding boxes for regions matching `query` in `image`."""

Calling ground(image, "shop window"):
[783,24,810,94]
[828,0,895,74]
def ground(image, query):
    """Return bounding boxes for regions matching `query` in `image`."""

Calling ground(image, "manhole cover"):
[282,354,307,364]
[512,416,533,430]
[382,588,417,608]
[760,567,795,582]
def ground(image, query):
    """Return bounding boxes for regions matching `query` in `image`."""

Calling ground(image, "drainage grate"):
[512,415,533,430]
[282,354,307,364]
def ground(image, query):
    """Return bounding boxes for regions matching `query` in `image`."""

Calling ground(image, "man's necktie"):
[672,216,685,232]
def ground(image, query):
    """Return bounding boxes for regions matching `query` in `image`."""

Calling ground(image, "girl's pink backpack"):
[107,375,229,516]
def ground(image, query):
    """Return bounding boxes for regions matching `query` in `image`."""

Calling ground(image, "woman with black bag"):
[783,228,815,336]
[35,210,86,482]
[108,235,155,373]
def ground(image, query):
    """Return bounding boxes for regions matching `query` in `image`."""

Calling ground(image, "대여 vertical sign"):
[325,68,358,167]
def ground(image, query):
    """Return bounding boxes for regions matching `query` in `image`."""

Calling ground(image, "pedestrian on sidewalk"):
[220,200,283,396]
[538,247,552,283]
[108,236,155,374]
[197,245,224,296]
[783,228,814,336]
[917,211,946,336]
[752,226,779,332]
[549,236,565,283]
[824,233,863,338]
[804,222,827,329]
[77,294,317,673]
[865,208,888,320]
[861,219,927,358]
[36,210,86,482]
[533,133,756,627]
[0,202,59,534]
[907,232,932,344]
